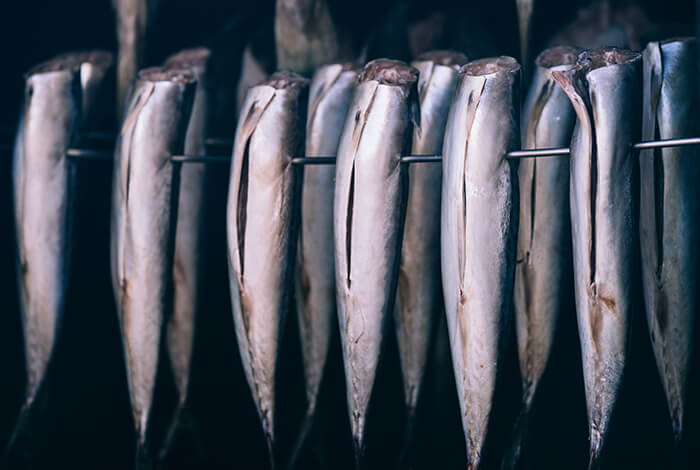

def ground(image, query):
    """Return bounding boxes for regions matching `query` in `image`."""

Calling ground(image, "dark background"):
[0,1,698,469]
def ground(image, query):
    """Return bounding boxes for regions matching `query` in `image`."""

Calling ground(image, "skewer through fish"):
[159,47,213,460]
[290,62,358,466]
[505,45,579,469]
[552,47,642,469]
[441,56,520,470]
[8,51,114,457]
[396,50,466,460]
[227,71,309,469]
[640,37,699,446]
[111,67,196,469]
[334,59,419,467]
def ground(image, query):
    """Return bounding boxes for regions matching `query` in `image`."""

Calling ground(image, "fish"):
[290,62,358,466]
[440,56,520,470]
[333,58,419,467]
[112,0,160,117]
[110,66,196,469]
[640,37,699,446]
[396,50,466,460]
[226,70,309,469]
[159,47,213,460]
[236,38,274,115]
[274,0,341,76]
[7,50,115,458]
[516,0,534,70]
[552,47,642,469]
[504,45,579,469]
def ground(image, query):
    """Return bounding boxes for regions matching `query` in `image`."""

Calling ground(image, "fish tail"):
[134,439,153,470]
[352,432,365,470]
[501,400,535,470]
[286,407,316,470]
[3,401,33,460]
[398,405,417,469]
[158,402,203,462]
[587,435,602,470]
[264,429,276,470]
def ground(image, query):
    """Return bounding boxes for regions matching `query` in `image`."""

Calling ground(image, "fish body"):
[552,48,642,467]
[441,56,520,470]
[110,67,196,465]
[274,0,340,76]
[159,47,213,455]
[294,63,358,441]
[397,50,466,427]
[112,0,160,117]
[226,71,309,465]
[333,59,418,463]
[640,37,699,444]
[516,0,534,69]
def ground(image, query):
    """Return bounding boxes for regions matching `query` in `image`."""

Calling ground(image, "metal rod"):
[400,155,442,163]
[66,148,112,159]
[171,155,231,163]
[506,147,570,158]
[291,156,337,165]
[632,136,700,150]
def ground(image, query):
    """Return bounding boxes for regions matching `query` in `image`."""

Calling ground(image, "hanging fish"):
[159,47,213,460]
[8,50,114,457]
[274,0,341,76]
[290,62,358,465]
[640,37,699,446]
[227,71,308,469]
[441,56,520,470]
[552,47,642,469]
[396,50,466,459]
[334,59,418,467]
[111,67,196,469]
[504,45,579,469]
[516,0,534,69]
[112,0,161,117]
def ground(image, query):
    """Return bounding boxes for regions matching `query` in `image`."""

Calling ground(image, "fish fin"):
[134,440,154,470]
[500,402,535,470]
[3,402,32,461]
[352,433,365,470]
[264,429,276,470]
[158,402,203,463]
[286,408,316,470]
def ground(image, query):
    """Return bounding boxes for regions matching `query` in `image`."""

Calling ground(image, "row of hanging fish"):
[8,32,697,470]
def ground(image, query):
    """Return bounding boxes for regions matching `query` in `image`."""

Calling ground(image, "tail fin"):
[587,432,602,470]
[398,406,417,469]
[286,408,316,470]
[158,402,203,463]
[352,432,365,470]
[134,439,154,470]
[3,401,33,461]
[501,402,534,470]
[264,429,276,470]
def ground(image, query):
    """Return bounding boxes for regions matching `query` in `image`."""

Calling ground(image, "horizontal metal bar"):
[632,136,700,150]
[401,155,442,163]
[66,148,112,159]
[291,156,336,165]
[171,155,230,163]
[506,147,570,158]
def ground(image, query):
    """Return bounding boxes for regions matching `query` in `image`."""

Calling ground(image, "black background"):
[0,1,698,469]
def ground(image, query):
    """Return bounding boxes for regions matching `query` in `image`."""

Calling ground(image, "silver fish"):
[10,57,81,455]
[506,46,579,468]
[291,62,358,461]
[333,59,418,464]
[397,50,466,444]
[640,37,699,445]
[274,0,340,76]
[112,0,160,117]
[226,71,309,468]
[111,67,196,468]
[8,51,114,455]
[516,0,534,69]
[160,47,213,458]
[552,47,642,468]
[441,56,520,470]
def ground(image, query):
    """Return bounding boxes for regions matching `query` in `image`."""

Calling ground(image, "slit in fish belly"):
[346,162,356,289]
[237,138,251,278]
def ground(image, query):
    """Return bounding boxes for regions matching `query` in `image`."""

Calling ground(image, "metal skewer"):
[61,136,700,164]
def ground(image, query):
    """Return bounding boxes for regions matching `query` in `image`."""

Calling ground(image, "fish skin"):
[552,47,642,468]
[226,71,309,465]
[110,67,196,463]
[8,51,114,455]
[159,47,213,456]
[333,59,418,463]
[441,56,520,470]
[294,62,358,435]
[274,0,340,76]
[504,46,579,469]
[112,0,160,117]
[397,50,466,424]
[640,37,699,444]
